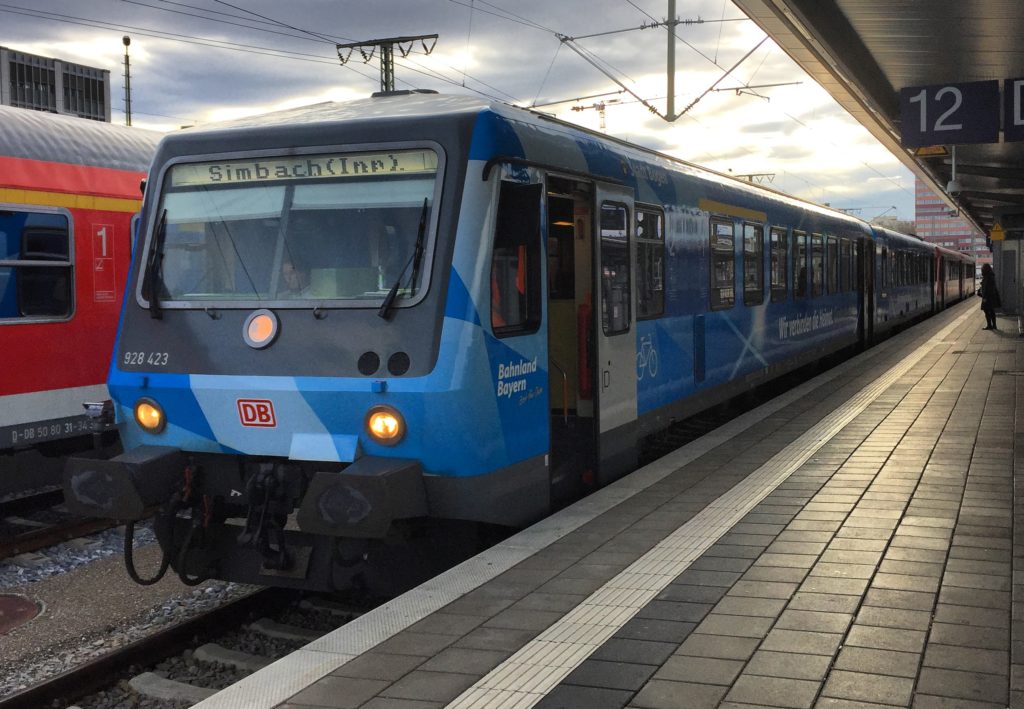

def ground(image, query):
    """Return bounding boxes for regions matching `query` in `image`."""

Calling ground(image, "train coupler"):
[237,463,295,571]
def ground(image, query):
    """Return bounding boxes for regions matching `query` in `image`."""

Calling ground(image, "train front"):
[62,99,493,591]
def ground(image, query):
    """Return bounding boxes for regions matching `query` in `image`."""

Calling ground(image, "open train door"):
[593,183,638,484]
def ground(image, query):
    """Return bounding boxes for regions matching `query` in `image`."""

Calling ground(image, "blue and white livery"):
[64,92,973,591]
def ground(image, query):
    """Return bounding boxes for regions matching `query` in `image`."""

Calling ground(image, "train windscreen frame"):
[138,145,444,310]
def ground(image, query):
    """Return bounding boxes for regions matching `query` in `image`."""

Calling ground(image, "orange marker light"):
[248,314,274,343]
[243,309,279,349]
[366,406,405,445]
[134,398,165,433]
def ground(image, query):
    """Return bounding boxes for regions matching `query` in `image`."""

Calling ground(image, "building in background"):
[915,178,991,266]
[0,46,110,122]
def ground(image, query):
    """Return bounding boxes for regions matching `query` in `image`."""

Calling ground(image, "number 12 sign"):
[899,80,1000,148]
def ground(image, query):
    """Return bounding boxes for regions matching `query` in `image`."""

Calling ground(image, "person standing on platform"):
[978,263,1000,330]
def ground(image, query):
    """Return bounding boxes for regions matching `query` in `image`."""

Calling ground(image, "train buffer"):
[193,299,1020,709]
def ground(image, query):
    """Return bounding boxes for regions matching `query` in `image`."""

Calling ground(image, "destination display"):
[170,149,439,187]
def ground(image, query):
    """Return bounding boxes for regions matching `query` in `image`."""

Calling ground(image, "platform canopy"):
[732,0,1024,237]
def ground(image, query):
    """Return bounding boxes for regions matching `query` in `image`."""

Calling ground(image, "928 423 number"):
[123,351,169,366]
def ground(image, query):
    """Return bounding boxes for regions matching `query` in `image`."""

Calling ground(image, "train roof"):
[175,92,920,241]
[186,93,873,227]
[0,105,160,173]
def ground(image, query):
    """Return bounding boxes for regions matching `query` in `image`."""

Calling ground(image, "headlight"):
[134,398,166,433]
[366,405,405,446]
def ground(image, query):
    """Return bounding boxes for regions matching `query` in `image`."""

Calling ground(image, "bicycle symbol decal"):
[637,333,659,380]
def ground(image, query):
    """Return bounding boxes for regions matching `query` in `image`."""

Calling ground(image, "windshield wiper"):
[145,208,168,319]
[378,197,429,321]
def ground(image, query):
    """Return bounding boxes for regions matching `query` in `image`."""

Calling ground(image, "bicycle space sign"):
[637,333,659,380]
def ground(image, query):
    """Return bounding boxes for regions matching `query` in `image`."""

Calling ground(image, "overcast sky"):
[2,0,919,220]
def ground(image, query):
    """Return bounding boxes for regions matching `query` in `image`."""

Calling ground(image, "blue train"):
[64,91,974,591]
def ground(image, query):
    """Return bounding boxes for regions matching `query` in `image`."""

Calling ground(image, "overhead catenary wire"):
[0,2,514,104]
[462,0,474,87]
[7,0,911,206]
[121,0,335,44]
[190,0,519,101]
[209,0,338,44]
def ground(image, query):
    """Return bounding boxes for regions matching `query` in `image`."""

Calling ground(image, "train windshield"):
[149,148,439,305]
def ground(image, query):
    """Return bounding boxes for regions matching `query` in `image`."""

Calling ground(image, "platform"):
[196,298,1021,709]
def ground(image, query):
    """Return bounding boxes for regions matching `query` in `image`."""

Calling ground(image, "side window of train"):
[709,218,735,310]
[840,239,852,293]
[794,230,808,299]
[0,208,72,321]
[826,236,838,294]
[636,206,665,319]
[491,182,542,337]
[770,227,788,302]
[743,223,764,306]
[811,233,823,296]
[600,202,631,335]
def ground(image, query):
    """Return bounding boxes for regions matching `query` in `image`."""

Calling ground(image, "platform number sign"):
[899,80,1000,148]
[1005,78,1024,143]
[92,223,116,302]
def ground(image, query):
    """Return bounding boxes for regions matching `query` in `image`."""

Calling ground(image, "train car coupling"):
[237,463,298,571]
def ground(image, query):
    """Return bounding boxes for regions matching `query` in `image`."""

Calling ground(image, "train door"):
[594,183,638,484]
[938,256,947,308]
[929,249,937,313]
[546,178,597,505]
[858,236,874,345]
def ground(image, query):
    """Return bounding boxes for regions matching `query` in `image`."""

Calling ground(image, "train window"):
[150,148,441,307]
[743,223,764,306]
[636,206,664,319]
[840,239,852,292]
[811,233,823,296]
[709,219,735,310]
[600,202,631,335]
[826,236,838,294]
[794,230,808,299]
[770,227,788,302]
[0,210,72,321]
[491,182,543,336]
[852,241,859,291]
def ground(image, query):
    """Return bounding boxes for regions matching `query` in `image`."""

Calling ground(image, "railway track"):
[0,487,123,562]
[0,587,366,708]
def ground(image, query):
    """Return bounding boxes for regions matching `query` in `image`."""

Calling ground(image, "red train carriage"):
[0,106,160,453]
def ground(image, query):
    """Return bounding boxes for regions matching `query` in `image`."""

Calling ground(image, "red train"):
[0,105,159,454]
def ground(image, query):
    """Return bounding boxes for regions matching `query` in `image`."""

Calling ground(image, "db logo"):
[237,399,276,427]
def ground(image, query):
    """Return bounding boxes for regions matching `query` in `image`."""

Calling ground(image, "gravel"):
[0,573,257,700]
[0,523,157,589]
